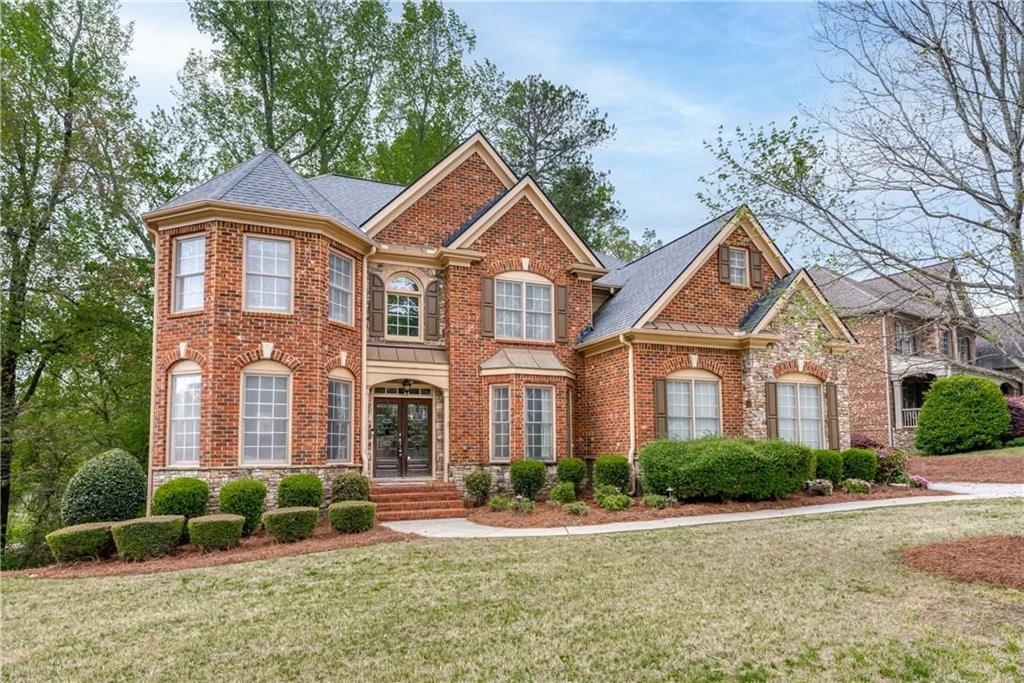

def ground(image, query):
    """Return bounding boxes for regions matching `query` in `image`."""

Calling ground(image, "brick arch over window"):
[772,360,829,381]
[158,346,207,373]
[657,354,726,378]
[324,353,360,379]
[486,257,561,282]
[233,347,303,371]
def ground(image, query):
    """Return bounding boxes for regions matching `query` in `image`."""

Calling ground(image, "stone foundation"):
[448,462,558,496]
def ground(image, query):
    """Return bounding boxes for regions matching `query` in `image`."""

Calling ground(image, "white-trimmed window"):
[958,336,971,362]
[938,328,952,357]
[524,385,554,461]
[173,235,205,312]
[386,274,420,338]
[244,236,292,312]
[328,252,353,324]
[490,385,510,462]
[777,376,823,448]
[666,370,721,439]
[168,361,201,465]
[496,273,553,341]
[327,370,352,462]
[241,361,290,463]
[894,320,917,355]
[728,247,748,286]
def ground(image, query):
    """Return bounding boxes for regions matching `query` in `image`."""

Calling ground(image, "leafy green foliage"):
[548,481,576,504]
[510,460,547,500]
[597,491,630,512]
[111,516,185,561]
[916,376,1011,455]
[187,514,244,551]
[875,449,909,484]
[840,479,871,495]
[488,496,511,511]
[813,450,843,486]
[329,472,370,503]
[841,448,879,482]
[643,494,677,509]
[509,498,535,513]
[45,522,114,563]
[60,450,146,527]
[277,474,324,509]
[563,501,588,516]
[262,507,319,543]
[556,458,586,493]
[464,470,492,507]
[152,478,209,521]
[594,454,630,491]
[328,502,376,534]
[218,480,267,536]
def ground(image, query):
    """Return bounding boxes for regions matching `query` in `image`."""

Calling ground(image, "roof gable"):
[742,269,857,343]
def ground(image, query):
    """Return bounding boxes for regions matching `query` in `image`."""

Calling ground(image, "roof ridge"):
[308,172,406,188]
[618,205,741,270]
[216,149,274,202]
[267,154,359,229]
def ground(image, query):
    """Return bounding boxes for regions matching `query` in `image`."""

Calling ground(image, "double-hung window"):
[894,320,917,355]
[495,277,552,341]
[938,328,952,357]
[173,235,205,311]
[728,247,748,286]
[241,367,290,463]
[490,385,510,462]
[666,379,721,440]
[777,382,823,448]
[524,386,554,461]
[958,337,971,363]
[328,252,353,324]
[168,366,201,465]
[245,236,292,312]
[386,275,420,338]
[326,378,352,462]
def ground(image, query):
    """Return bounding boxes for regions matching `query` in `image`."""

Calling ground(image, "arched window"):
[168,360,201,465]
[776,372,823,448]
[665,369,721,439]
[495,271,553,341]
[386,274,421,339]
[327,368,354,462]
[240,360,291,464]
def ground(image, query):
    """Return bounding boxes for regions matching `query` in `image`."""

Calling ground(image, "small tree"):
[916,376,1011,455]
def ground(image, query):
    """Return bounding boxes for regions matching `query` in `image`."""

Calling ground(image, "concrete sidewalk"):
[382,482,1023,539]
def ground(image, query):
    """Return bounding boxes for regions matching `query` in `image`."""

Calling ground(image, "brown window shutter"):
[718,245,730,283]
[424,280,440,340]
[480,277,494,337]
[369,273,385,338]
[654,379,668,439]
[765,381,778,439]
[750,250,763,287]
[555,285,568,342]
[825,382,840,450]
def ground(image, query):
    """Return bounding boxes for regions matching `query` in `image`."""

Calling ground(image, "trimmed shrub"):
[111,516,184,561]
[850,432,885,450]
[329,472,369,503]
[510,498,535,513]
[637,438,815,501]
[60,449,146,526]
[594,454,630,491]
[187,514,244,551]
[1007,396,1024,438]
[564,501,588,516]
[45,522,114,563]
[328,501,376,534]
[151,477,209,533]
[805,479,834,496]
[277,474,323,508]
[548,481,576,504]
[488,496,512,511]
[841,478,871,494]
[556,457,587,493]
[1004,436,1024,448]
[593,484,619,505]
[262,507,319,542]
[875,448,909,484]
[643,494,676,509]
[909,474,931,489]
[598,492,630,511]
[814,450,843,486]
[219,479,267,536]
[842,448,878,482]
[510,460,547,500]
[464,470,492,507]
[916,375,1011,455]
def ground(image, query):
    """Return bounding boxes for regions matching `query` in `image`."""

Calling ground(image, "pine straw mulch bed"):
[468,486,950,528]
[7,520,417,580]
[902,535,1024,592]
[909,453,1024,483]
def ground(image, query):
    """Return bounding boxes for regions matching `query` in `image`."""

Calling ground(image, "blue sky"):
[120,1,832,254]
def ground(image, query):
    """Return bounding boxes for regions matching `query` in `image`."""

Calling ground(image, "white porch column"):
[892,379,903,429]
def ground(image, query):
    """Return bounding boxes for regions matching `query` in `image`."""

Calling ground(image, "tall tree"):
[699,1,1024,363]
[0,0,151,549]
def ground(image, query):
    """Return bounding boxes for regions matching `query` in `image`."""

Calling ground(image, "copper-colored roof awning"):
[479,348,574,378]
[366,344,448,364]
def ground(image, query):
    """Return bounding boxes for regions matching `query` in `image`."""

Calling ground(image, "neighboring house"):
[977,313,1024,383]
[143,132,858,519]
[809,263,1022,450]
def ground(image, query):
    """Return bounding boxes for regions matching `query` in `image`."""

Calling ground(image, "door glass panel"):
[405,402,430,475]
[373,402,399,477]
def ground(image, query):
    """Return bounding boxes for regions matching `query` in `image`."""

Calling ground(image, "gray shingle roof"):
[738,269,802,332]
[584,208,741,342]
[594,251,627,271]
[976,313,1023,371]
[442,189,509,247]
[306,174,405,227]
[809,262,960,320]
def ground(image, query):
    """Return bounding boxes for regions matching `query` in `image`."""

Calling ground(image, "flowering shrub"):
[805,479,834,496]
[1007,396,1024,438]
[841,478,872,494]
[909,475,931,489]
[875,448,909,484]
[850,433,885,450]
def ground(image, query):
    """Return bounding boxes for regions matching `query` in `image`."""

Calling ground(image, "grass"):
[3,499,1023,681]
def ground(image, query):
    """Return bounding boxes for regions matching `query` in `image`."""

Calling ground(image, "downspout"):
[620,334,637,492]
[145,235,159,516]
[881,316,894,447]
[361,246,376,477]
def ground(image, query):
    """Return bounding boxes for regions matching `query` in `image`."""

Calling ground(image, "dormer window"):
[386,274,421,339]
[495,274,553,342]
[728,248,748,287]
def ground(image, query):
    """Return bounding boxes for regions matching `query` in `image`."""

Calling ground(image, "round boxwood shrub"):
[60,449,146,526]
[464,470,492,507]
[548,481,576,504]
[564,501,587,516]
[187,514,244,551]
[218,479,267,536]
[328,501,376,534]
[841,478,872,494]
[813,449,843,486]
[262,507,319,542]
[598,491,630,511]
[556,457,586,493]
[329,472,370,503]
[45,522,114,563]
[841,448,878,482]
[594,454,630,491]
[111,516,184,561]
[152,477,209,523]
[916,375,1011,455]
[277,473,323,508]
[510,460,547,500]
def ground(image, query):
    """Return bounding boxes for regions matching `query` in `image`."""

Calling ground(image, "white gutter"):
[361,246,376,477]
[620,334,637,492]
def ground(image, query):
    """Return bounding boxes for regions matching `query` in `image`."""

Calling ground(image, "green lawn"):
[3,500,1023,682]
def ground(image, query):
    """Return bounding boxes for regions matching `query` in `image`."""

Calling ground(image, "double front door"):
[373,397,432,478]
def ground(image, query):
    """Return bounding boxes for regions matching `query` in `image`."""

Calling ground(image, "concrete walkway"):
[383,482,1023,539]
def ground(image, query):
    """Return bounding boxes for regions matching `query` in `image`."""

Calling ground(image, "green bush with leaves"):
[813,449,843,486]
[464,470,492,506]
[556,457,587,493]
[262,507,319,542]
[488,496,512,511]
[510,498,535,513]
[45,522,114,563]
[329,472,369,502]
[643,494,676,509]
[916,375,1011,455]
[598,491,630,511]
[841,448,878,482]
[151,477,209,535]
[510,460,547,500]
[328,501,376,534]
[841,478,872,494]
[218,479,268,536]
[563,501,588,516]
[187,514,244,551]
[875,448,909,484]
[60,449,146,526]
[277,473,324,508]
[594,454,630,491]
[548,481,576,504]
[111,516,185,561]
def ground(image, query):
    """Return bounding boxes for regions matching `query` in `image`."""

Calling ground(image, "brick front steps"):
[369,481,468,522]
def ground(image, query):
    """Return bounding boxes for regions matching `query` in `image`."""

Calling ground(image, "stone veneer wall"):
[448,462,558,496]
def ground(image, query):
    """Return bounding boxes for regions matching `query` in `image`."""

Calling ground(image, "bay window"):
[490,385,510,462]
[241,363,290,463]
[524,386,554,461]
[326,376,352,462]
[328,252,353,324]
[173,235,205,312]
[168,362,201,465]
[244,236,292,312]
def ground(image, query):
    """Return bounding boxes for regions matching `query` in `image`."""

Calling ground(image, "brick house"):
[809,263,1022,449]
[143,133,859,518]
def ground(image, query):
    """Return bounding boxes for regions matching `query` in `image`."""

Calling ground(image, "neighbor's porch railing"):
[901,408,921,428]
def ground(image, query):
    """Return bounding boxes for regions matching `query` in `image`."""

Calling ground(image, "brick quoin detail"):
[658,354,727,378]
[772,359,829,381]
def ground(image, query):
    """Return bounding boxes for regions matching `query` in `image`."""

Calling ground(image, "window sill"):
[494,338,557,347]
[242,309,294,319]
[167,309,205,319]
